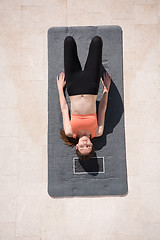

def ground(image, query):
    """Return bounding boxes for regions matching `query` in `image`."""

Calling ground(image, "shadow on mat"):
[78,152,99,176]
[92,65,124,151]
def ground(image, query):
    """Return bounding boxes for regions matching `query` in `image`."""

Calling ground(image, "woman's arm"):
[58,87,68,112]
[95,71,111,137]
[96,89,109,137]
[57,72,72,137]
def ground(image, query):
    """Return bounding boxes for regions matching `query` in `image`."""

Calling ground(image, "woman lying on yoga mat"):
[57,35,111,160]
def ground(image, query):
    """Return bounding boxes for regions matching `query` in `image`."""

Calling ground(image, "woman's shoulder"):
[94,125,103,137]
[65,127,73,138]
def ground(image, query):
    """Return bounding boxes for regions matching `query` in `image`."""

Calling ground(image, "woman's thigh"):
[67,70,100,96]
[84,36,103,80]
[64,36,82,79]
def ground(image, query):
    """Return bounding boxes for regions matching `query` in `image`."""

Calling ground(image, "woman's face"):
[76,136,93,155]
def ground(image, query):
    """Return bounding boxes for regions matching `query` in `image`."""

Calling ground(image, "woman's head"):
[76,135,94,160]
[60,129,95,160]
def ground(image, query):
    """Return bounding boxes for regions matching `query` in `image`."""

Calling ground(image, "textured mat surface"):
[48,25,128,198]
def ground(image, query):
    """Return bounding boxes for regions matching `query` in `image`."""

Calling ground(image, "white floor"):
[0,0,160,239]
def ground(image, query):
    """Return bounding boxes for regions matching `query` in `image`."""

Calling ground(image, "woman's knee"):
[92,35,103,45]
[64,36,75,44]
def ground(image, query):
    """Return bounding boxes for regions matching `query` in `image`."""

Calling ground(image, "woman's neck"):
[77,129,91,139]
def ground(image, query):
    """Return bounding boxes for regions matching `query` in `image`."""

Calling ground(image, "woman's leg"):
[64,35,103,96]
[83,36,103,94]
[64,36,82,79]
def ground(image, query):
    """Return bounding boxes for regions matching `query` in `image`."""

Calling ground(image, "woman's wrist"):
[58,86,64,93]
[103,88,109,94]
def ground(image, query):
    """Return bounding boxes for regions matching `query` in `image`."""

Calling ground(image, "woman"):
[57,35,111,160]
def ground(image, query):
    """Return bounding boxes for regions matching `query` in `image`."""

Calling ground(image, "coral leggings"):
[64,35,103,96]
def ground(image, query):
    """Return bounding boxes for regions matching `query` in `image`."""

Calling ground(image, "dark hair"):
[76,145,95,161]
[60,129,95,160]
[60,129,78,147]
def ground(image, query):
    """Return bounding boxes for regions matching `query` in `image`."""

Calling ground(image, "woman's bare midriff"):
[69,94,97,115]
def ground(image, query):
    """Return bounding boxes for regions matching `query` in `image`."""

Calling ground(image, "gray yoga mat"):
[48,25,128,198]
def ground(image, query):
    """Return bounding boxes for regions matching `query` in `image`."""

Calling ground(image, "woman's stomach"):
[69,94,97,115]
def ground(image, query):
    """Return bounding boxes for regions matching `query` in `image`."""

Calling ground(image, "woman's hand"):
[100,71,111,93]
[57,72,66,91]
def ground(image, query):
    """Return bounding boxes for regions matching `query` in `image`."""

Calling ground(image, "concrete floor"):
[0,0,160,239]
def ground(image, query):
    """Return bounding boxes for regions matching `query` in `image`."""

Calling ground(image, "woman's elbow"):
[95,126,104,137]
[64,128,73,138]
[98,130,103,137]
